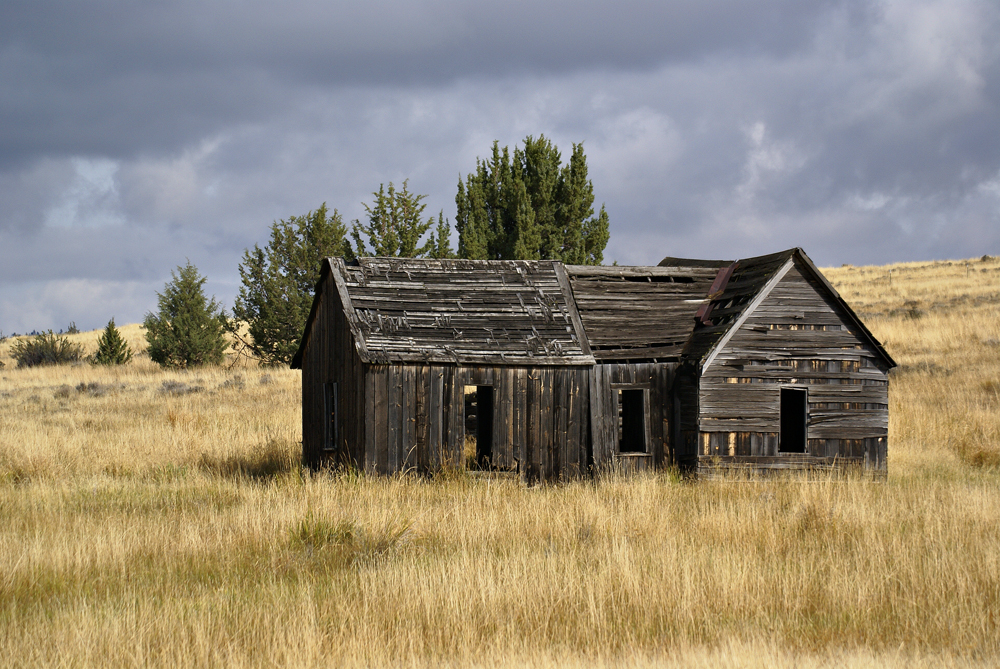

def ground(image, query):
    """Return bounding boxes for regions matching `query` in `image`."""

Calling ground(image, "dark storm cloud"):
[1,0,1000,332]
[0,0,844,165]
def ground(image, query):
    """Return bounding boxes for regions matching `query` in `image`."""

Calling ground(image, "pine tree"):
[455,135,609,264]
[233,204,351,365]
[92,318,133,365]
[144,262,229,368]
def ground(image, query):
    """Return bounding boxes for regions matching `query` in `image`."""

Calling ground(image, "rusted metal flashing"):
[695,261,739,326]
[700,257,795,373]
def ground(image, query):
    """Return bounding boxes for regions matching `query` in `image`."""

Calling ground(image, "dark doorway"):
[779,387,807,453]
[618,388,647,454]
[464,385,494,468]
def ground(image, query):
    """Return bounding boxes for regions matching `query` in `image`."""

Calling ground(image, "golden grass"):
[1,256,999,667]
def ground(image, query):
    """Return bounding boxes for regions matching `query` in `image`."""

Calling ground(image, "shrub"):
[92,318,133,365]
[10,331,84,368]
[159,380,204,395]
[144,261,229,368]
[65,321,79,334]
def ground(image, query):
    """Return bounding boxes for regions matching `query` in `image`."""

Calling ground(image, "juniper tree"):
[426,212,455,259]
[144,262,228,368]
[351,181,437,258]
[233,204,351,365]
[455,135,609,264]
[92,318,133,365]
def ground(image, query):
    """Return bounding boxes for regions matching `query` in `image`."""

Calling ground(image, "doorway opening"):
[464,385,494,469]
[779,387,808,453]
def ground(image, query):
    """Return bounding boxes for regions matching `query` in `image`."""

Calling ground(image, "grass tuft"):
[197,438,299,480]
[290,513,413,568]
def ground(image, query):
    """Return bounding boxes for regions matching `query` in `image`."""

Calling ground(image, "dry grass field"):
[1,256,999,668]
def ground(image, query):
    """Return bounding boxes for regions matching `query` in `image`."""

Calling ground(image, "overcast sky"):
[1,0,998,332]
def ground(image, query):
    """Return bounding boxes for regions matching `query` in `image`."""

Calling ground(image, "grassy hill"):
[0,256,998,667]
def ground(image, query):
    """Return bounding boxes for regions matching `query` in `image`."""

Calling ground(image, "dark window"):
[618,388,647,454]
[464,385,494,469]
[779,387,807,453]
[323,382,338,452]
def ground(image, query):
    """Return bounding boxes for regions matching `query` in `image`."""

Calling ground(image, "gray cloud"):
[0,0,844,165]
[1,0,999,332]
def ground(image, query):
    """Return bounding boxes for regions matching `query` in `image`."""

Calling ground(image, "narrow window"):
[779,387,807,453]
[617,388,648,454]
[323,382,338,452]
[463,385,494,469]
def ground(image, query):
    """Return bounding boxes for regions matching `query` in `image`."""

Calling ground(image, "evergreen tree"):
[351,180,444,258]
[455,135,609,264]
[426,212,455,259]
[233,204,351,365]
[144,262,228,368]
[92,318,133,365]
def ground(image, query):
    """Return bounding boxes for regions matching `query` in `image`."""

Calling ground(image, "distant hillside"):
[824,254,1000,324]
[2,255,998,372]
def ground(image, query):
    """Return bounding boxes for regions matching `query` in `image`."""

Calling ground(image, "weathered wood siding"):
[697,259,890,473]
[674,370,700,470]
[361,364,591,481]
[301,274,366,468]
[589,362,678,472]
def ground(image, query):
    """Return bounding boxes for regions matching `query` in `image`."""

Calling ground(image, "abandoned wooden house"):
[291,257,595,480]
[291,248,895,479]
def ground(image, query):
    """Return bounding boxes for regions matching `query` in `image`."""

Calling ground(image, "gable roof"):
[291,249,895,372]
[680,248,897,371]
[678,249,796,365]
[292,257,593,367]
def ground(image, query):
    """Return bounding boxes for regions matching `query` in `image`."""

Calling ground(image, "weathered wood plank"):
[429,368,444,470]
[401,365,417,471]
[386,366,401,474]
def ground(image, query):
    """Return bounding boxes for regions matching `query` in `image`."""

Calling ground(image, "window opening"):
[617,388,647,454]
[463,385,494,469]
[323,382,338,452]
[779,387,807,453]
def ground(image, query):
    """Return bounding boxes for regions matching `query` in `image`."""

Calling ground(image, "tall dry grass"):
[1,257,999,667]
[826,254,1000,471]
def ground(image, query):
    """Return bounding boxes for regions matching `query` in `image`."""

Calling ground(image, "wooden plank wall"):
[674,371,700,470]
[589,362,678,472]
[698,259,890,473]
[361,364,591,481]
[301,273,366,468]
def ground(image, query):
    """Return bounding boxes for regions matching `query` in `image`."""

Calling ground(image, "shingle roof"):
[294,257,593,367]
[677,248,896,370]
[564,263,728,361]
[292,249,894,371]
[680,249,796,364]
